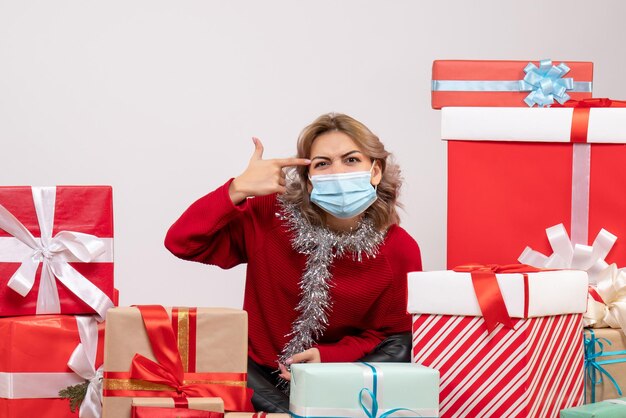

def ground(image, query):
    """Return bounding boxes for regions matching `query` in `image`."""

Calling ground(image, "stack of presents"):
[1,58,626,418]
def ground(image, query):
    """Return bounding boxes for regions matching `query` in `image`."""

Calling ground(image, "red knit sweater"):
[164,179,422,369]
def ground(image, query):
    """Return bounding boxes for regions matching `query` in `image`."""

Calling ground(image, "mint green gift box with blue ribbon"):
[289,362,439,418]
[560,398,626,417]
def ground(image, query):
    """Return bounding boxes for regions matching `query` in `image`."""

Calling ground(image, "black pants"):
[247,332,413,413]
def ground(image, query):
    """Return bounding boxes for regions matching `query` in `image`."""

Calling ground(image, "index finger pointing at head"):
[274,157,311,167]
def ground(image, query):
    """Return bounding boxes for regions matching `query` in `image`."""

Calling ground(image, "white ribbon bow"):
[67,316,104,418]
[518,223,616,285]
[0,187,113,320]
[0,316,103,418]
[518,223,626,333]
[583,263,626,334]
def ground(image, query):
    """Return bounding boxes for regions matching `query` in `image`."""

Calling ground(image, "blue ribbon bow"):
[584,329,626,403]
[358,362,425,418]
[519,59,575,107]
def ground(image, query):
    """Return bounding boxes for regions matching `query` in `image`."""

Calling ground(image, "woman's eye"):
[314,161,328,169]
[346,157,360,164]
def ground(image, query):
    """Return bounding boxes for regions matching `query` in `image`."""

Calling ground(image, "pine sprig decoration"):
[59,381,89,413]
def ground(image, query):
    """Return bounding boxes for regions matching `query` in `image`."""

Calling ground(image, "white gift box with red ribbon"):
[408,268,588,417]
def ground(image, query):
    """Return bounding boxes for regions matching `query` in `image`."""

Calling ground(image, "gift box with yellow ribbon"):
[102,306,253,417]
[408,265,588,418]
[0,314,105,417]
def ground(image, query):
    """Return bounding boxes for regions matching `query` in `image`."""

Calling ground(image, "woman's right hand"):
[229,137,311,205]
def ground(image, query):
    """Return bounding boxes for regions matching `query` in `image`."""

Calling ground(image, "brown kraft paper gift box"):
[585,328,626,403]
[103,306,249,417]
[131,397,224,412]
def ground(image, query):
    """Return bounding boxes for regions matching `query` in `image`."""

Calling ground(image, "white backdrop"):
[1,0,625,308]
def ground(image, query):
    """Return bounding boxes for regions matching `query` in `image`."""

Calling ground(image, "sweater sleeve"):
[314,227,423,362]
[315,330,389,362]
[164,179,251,269]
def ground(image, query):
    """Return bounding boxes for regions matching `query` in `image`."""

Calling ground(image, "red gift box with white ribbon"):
[0,186,114,319]
[443,100,626,271]
[0,314,105,417]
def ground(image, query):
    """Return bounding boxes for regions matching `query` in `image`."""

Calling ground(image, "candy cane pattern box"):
[408,268,588,418]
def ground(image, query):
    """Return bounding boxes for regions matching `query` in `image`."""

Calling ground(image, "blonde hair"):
[282,113,403,230]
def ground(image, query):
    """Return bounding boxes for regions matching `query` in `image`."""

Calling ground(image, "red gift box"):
[431,59,593,109]
[132,406,224,418]
[444,100,626,270]
[0,314,105,417]
[0,186,115,318]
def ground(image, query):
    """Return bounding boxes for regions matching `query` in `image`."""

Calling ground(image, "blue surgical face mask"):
[309,164,377,219]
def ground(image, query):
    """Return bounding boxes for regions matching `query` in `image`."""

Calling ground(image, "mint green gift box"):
[560,398,626,417]
[289,362,439,417]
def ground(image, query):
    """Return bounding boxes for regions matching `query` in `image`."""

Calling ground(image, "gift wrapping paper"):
[431,59,593,109]
[103,306,252,417]
[289,362,439,417]
[0,314,105,417]
[131,397,224,412]
[560,397,626,417]
[408,269,588,318]
[413,314,583,418]
[132,406,223,418]
[584,328,626,403]
[0,186,115,318]
[408,268,588,417]
[225,413,291,418]
[442,102,626,269]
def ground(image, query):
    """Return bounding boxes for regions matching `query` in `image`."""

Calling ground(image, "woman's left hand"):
[278,348,321,381]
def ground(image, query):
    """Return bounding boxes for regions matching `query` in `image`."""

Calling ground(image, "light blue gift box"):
[560,397,626,417]
[289,362,439,418]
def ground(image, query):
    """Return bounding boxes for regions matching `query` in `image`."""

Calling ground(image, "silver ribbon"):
[0,186,113,320]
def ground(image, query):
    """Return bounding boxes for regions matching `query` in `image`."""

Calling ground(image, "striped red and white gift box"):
[412,313,584,418]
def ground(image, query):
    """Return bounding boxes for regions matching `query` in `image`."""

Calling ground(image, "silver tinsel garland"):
[275,198,385,375]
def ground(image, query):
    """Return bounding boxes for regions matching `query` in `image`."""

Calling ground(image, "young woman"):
[165,113,422,412]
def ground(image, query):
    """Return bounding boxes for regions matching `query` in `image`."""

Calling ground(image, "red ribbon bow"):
[130,305,254,411]
[453,264,543,333]
[553,98,626,143]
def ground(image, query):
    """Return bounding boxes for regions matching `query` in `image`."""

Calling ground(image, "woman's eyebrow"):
[341,150,362,158]
[311,150,362,161]
[310,155,331,162]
